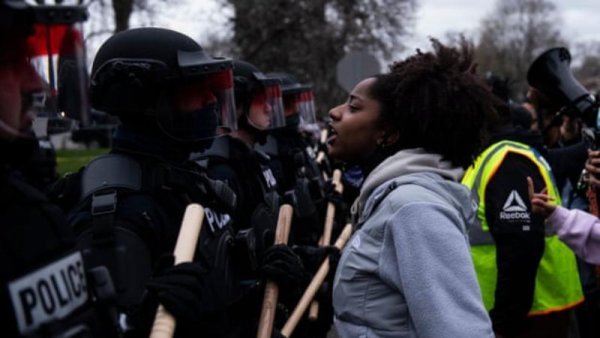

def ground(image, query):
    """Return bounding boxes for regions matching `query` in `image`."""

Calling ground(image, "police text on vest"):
[8,252,88,335]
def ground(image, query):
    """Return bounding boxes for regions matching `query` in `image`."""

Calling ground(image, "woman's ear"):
[385,130,400,146]
[376,129,399,148]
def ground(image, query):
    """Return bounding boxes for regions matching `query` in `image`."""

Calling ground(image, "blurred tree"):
[85,0,166,33]
[573,41,600,92]
[475,0,566,99]
[83,0,179,68]
[213,0,417,118]
[111,0,135,32]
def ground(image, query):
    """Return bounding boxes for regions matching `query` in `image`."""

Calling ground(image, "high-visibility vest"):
[462,140,583,315]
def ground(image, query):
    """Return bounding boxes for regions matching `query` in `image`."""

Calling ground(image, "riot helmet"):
[0,0,88,140]
[267,72,317,127]
[90,27,236,144]
[233,60,285,131]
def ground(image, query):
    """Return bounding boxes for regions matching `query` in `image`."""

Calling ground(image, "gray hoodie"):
[333,148,493,338]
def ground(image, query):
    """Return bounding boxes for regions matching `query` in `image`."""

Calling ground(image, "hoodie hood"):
[353,148,475,230]
[334,149,493,338]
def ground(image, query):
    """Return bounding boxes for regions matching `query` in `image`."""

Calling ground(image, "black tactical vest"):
[1,167,115,337]
[68,153,239,313]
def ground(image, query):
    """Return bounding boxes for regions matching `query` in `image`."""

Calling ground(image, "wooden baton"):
[256,204,294,338]
[149,204,205,338]
[316,129,329,180]
[316,128,328,165]
[281,223,353,337]
[309,169,343,320]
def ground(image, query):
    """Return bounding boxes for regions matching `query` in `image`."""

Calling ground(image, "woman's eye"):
[349,105,359,112]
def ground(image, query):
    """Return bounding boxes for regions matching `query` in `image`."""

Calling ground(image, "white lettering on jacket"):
[262,168,277,189]
[205,207,231,233]
[8,252,88,335]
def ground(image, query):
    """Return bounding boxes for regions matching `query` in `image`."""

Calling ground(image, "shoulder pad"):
[81,154,142,199]
[192,159,209,169]
[202,175,238,211]
[254,148,271,162]
[191,136,230,161]
[255,135,279,157]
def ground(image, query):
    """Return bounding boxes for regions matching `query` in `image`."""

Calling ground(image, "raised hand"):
[527,176,556,218]
[585,149,600,189]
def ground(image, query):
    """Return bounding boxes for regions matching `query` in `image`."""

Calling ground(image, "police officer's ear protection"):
[90,58,168,117]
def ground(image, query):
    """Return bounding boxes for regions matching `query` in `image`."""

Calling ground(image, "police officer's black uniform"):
[261,126,325,245]
[60,28,240,337]
[257,73,327,246]
[192,61,314,338]
[0,2,119,336]
[257,75,336,338]
[1,139,117,338]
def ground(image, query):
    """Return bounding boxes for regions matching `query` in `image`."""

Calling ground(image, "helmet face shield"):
[298,90,317,125]
[157,67,237,143]
[281,86,316,124]
[27,22,88,123]
[247,82,285,130]
[269,71,317,128]
[0,1,88,139]
[210,68,237,134]
[264,82,285,129]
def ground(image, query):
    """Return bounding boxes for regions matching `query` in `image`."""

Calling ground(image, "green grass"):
[56,148,109,176]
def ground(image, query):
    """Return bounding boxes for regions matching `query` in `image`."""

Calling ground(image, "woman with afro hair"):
[329,39,497,337]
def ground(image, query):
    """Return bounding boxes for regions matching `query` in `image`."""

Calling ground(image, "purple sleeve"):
[548,206,600,264]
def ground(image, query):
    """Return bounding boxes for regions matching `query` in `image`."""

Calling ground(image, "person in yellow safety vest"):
[463,138,583,338]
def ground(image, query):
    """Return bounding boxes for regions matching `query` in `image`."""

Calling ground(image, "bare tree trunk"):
[112,0,134,32]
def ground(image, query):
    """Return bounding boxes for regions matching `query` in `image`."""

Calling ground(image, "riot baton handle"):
[316,129,329,179]
[257,204,294,338]
[320,128,328,144]
[281,223,353,337]
[309,169,343,320]
[150,204,205,338]
[320,169,343,247]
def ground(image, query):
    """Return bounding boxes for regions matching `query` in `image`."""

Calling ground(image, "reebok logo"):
[499,190,530,220]
[502,190,527,212]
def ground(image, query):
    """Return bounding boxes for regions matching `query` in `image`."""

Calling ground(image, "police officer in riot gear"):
[64,27,239,337]
[258,73,343,337]
[194,60,285,260]
[258,73,327,245]
[192,60,315,336]
[0,1,118,337]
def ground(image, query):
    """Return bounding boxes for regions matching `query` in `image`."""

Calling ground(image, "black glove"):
[145,257,227,325]
[272,328,288,338]
[323,179,348,226]
[293,245,341,312]
[258,244,311,291]
[323,180,344,206]
[292,245,340,275]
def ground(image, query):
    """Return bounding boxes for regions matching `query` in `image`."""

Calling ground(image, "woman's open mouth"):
[327,124,337,145]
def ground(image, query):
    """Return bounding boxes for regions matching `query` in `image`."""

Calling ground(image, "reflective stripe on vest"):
[462,140,583,315]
